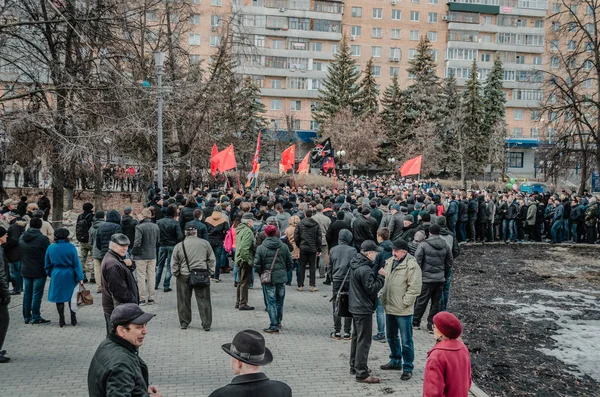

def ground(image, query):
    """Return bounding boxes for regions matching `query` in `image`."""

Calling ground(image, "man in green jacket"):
[378,239,422,380]
[235,213,256,311]
[88,303,162,397]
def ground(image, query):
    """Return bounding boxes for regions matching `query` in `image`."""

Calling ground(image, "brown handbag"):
[77,285,94,306]
[260,248,280,285]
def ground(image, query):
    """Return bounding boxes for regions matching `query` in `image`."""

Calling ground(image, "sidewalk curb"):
[471,384,489,397]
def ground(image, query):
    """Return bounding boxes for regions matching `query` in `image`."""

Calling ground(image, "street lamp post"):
[154,52,165,193]
[387,157,396,172]
[336,150,346,174]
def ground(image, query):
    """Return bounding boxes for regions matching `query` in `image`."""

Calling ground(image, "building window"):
[409,30,419,41]
[291,100,302,111]
[430,49,438,61]
[351,7,362,17]
[584,60,593,70]
[312,42,322,51]
[481,53,491,62]
[531,110,541,121]
[189,55,201,64]
[507,152,524,167]
[568,40,576,51]
[192,0,201,4]
[351,45,361,56]
[312,62,322,71]
[481,34,492,43]
[552,2,560,12]
[310,120,320,131]
[390,67,400,77]
[533,56,542,65]
[351,26,361,36]
[392,10,401,20]
[409,49,417,59]
[272,40,283,49]
[372,8,383,19]
[428,13,438,23]
[534,19,544,28]
[211,0,222,5]
[551,22,560,31]
[255,35,265,47]
[430,0,438,3]
[270,99,282,110]
[410,11,420,22]
[391,29,401,39]
[190,14,201,25]
[189,33,201,46]
[271,79,282,89]
[427,31,438,42]
[372,65,381,76]
[530,128,539,138]
[482,16,492,25]
[210,35,220,47]
[211,15,222,27]
[550,40,559,52]
[372,46,382,57]
[332,44,339,54]
[372,27,383,38]
[390,47,401,59]
[583,79,593,88]
[514,109,524,120]
[516,55,525,64]
[411,0,420,3]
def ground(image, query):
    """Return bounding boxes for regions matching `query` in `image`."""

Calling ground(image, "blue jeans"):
[375,298,385,337]
[571,223,578,242]
[263,283,285,329]
[287,259,299,285]
[551,220,563,243]
[502,219,517,241]
[9,261,22,293]
[212,245,224,280]
[23,277,46,322]
[440,268,453,312]
[385,314,414,372]
[156,246,174,289]
[459,222,467,242]
[563,219,570,241]
[448,217,457,235]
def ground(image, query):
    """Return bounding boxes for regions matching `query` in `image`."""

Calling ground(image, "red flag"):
[218,145,237,172]
[322,157,335,172]
[251,132,261,176]
[210,144,219,176]
[281,144,296,171]
[399,155,422,177]
[297,152,310,174]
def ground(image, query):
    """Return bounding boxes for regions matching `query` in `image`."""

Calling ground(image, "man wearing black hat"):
[101,234,139,336]
[348,240,386,384]
[378,239,422,380]
[208,329,292,397]
[88,303,162,397]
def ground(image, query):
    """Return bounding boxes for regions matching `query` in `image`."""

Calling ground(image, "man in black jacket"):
[155,205,183,292]
[294,209,322,292]
[5,212,26,295]
[19,218,50,324]
[0,227,11,363]
[209,329,292,397]
[96,210,123,259]
[467,192,478,242]
[76,202,94,282]
[457,194,468,242]
[36,191,51,222]
[101,234,139,336]
[326,211,351,249]
[88,303,161,397]
[184,209,209,240]
[348,240,385,384]
[352,208,377,251]
[121,206,138,253]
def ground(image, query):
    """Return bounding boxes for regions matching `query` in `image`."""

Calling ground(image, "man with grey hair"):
[132,208,160,305]
[171,227,216,330]
[101,234,138,336]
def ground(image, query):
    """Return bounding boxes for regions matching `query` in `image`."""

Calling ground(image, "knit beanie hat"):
[433,312,463,339]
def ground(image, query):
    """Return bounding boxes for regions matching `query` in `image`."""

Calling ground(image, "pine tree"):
[239,76,267,138]
[356,58,380,117]
[380,72,405,161]
[483,57,507,175]
[459,59,485,186]
[440,71,461,176]
[313,35,360,126]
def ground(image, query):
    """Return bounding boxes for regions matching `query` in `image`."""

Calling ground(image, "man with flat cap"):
[88,303,162,397]
[209,329,292,397]
[101,233,138,336]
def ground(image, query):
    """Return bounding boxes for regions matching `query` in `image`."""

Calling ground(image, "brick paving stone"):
[0,273,480,396]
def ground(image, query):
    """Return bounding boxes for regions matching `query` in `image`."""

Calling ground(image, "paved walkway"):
[1,273,478,396]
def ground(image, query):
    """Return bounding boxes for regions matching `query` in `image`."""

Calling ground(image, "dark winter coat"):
[370,207,383,226]
[19,228,50,279]
[121,214,138,249]
[157,216,183,247]
[570,204,585,223]
[253,236,293,285]
[397,224,417,243]
[96,210,123,257]
[352,215,376,246]
[16,201,27,217]
[458,200,469,223]
[562,200,571,220]
[37,195,51,218]
[373,239,393,271]
[326,219,351,248]
[76,211,94,243]
[89,219,105,260]
[205,211,229,247]
[467,198,478,222]
[348,252,385,315]
[506,201,519,220]
[0,246,9,303]
[179,204,197,232]
[476,197,487,223]
[151,203,163,222]
[446,200,458,222]
[439,227,460,258]
[5,216,27,263]
[132,218,160,260]
[88,334,149,397]
[101,249,138,316]
[294,217,322,253]
[45,240,84,302]
[208,373,292,397]
[184,219,209,241]
[388,213,405,241]
[414,235,453,284]
[329,230,357,284]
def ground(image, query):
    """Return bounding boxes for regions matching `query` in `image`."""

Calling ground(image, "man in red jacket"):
[423,312,472,397]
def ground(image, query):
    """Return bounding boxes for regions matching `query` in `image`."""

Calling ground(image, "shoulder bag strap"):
[269,248,280,272]
[182,240,192,274]
[337,267,351,298]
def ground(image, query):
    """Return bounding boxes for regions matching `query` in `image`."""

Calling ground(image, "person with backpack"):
[76,203,95,282]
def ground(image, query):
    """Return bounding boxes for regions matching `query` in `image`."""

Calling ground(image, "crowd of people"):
[11,173,598,394]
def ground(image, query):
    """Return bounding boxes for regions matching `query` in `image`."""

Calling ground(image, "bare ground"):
[452,243,600,397]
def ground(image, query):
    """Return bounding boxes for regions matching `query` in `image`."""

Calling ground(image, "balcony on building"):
[234,0,344,22]
[445,0,547,17]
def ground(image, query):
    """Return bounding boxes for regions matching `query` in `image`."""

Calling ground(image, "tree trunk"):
[458,130,466,189]
[51,161,65,229]
[93,156,103,211]
[66,187,74,211]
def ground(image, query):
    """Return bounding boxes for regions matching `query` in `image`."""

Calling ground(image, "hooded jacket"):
[379,254,422,316]
[19,228,50,278]
[458,199,468,223]
[120,214,138,249]
[89,218,105,260]
[5,216,27,263]
[329,230,357,285]
[205,211,229,247]
[348,252,384,315]
[179,203,197,232]
[275,211,291,231]
[284,215,300,260]
[96,210,123,257]
[294,217,322,253]
[423,339,472,397]
[235,222,256,265]
[415,235,453,284]
[373,239,393,271]
[439,227,460,259]
[253,236,293,285]
[157,215,183,247]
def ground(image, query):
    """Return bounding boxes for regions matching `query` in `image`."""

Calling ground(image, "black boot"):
[56,303,65,327]
[69,302,77,326]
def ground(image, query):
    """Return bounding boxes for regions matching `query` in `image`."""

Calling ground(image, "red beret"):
[433,312,462,339]
[264,225,278,237]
